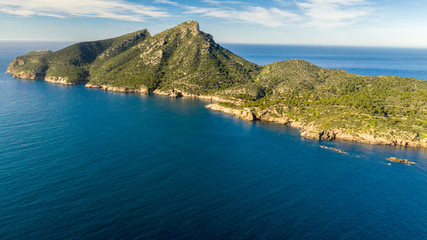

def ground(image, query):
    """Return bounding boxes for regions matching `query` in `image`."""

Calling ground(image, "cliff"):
[6,21,427,148]
[7,50,51,79]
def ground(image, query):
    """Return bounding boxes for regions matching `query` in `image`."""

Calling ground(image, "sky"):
[0,0,427,48]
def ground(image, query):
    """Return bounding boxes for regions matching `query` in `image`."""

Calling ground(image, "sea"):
[0,42,426,240]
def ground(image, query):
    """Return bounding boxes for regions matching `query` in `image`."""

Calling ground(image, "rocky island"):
[7,21,427,148]
[387,157,415,164]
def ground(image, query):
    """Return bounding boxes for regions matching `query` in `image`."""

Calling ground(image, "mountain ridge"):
[6,21,427,148]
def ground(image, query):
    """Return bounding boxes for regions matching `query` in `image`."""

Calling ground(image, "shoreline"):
[205,103,427,149]
[85,83,231,102]
[10,77,427,149]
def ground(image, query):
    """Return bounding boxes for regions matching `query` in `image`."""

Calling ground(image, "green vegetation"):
[7,21,427,146]
[236,60,426,142]
[89,21,260,93]
[8,29,150,83]
[6,50,51,79]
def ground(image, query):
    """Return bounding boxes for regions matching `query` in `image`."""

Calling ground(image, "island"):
[6,21,427,148]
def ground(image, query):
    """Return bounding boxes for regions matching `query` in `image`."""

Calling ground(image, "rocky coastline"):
[5,75,427,148]
[6,68,44,80]
[205,103,427,149]
[45,77,76,85]
[85,83,149,93]
[7,75,427,148]
[85,83,230,102]
[205,103,257,121]
[5,21,426,149]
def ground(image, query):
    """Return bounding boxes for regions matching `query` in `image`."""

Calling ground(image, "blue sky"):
[0,0,426,47]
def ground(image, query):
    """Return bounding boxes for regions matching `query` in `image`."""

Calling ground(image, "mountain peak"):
[176,20,199,32]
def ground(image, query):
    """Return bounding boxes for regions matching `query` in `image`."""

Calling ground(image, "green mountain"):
[7,21,427,148]
[7,29,150,84]
[8,21,259,91]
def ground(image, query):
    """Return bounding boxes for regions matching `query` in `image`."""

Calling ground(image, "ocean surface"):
[224,44,427,80]
[0,42,426,240]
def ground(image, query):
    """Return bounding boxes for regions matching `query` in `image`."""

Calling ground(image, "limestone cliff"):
[205,103,257,121]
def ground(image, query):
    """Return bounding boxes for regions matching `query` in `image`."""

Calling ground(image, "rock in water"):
[386,157,415,164]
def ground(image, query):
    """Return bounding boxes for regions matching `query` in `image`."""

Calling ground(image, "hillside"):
[6,21,427,148]
[221,60,427,147]
[7,29,150,84]
[8,21,260,92]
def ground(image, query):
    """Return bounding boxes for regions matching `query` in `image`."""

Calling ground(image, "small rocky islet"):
[6,21,427,148]
[320,146,348,154]
[386,157,415,164]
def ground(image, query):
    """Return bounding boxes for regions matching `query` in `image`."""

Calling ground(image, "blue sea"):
[0,42,426,240]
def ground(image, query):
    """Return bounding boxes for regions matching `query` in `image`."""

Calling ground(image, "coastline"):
[5,21,426,150]
[31,78,426,149]
[205,103,427,148]
[85,83,231,102]
[45,77,77,85]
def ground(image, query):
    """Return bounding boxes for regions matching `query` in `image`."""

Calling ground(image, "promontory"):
[7,21,427,148]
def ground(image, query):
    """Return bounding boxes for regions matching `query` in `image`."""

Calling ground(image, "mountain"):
[6,21,427,148]
[7,29,149,84]
[8,21,260,92]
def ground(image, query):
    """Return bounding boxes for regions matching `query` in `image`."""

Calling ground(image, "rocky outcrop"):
[152,89,233,102]
[6,50,50,79]
[387,157,415,164]
[6,71,42,80]
[332,132,427,148]
[84,84,233,104]
[6,64,46,80]
[45,76,76,85]
[153,89,183,98]
[301,129,337,140]
[253,110,291,125]
[205,103,257,121]
[85,84,149,94]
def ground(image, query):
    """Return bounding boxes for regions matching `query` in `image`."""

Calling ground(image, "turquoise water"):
[0,43,426,239]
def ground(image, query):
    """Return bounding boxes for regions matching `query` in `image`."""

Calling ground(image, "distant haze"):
[1,0,427,48]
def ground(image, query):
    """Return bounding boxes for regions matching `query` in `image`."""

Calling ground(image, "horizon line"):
[1,39,427,50]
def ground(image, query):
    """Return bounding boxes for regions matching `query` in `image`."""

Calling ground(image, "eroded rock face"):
[6,63,46,80]
[153,89,183,98]
[256,114,290,125]
[7,71,40,80]
[45,76,75,85]
[300,129,337,140]
[169,90,183,98]
[335,132,427,148]
[319,131,337,140]
[205,103,257,121]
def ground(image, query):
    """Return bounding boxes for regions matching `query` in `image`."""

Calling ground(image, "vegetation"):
[8,29,150,83]
[7,21,427,146]
[243,61,426,142]
[7,50,51,78]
